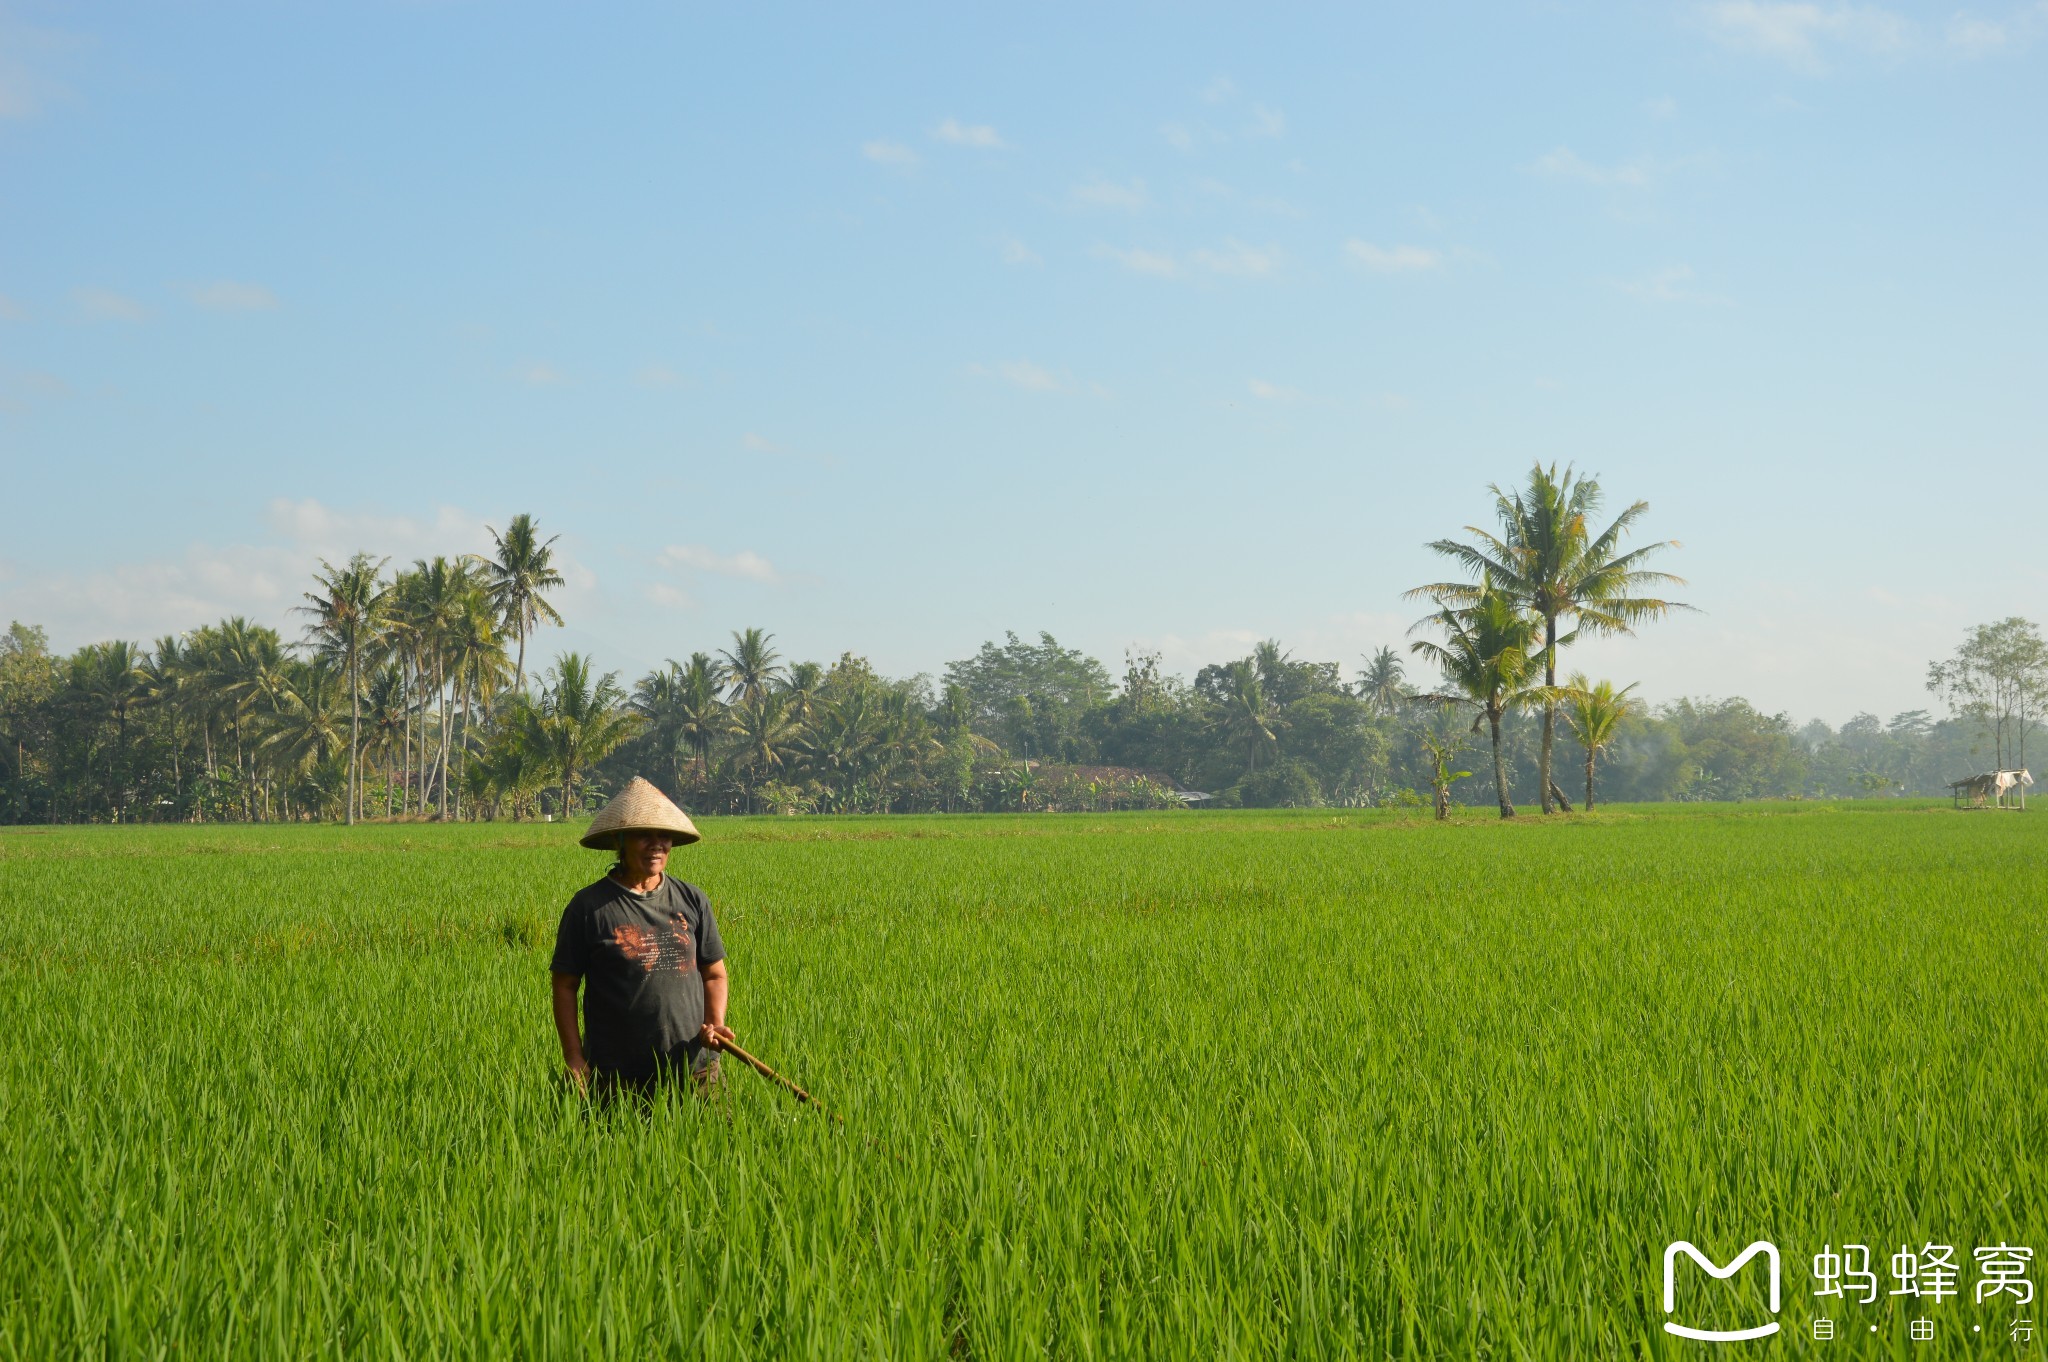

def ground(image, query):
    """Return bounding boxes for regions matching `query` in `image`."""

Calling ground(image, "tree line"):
[1,483,2039,825]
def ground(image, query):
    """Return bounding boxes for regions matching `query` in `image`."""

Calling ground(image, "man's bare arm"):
[550,972,589,1084]
[699,959,733,1045]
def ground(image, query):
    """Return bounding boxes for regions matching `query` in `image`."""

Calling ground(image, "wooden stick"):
[714,1037,841,1122]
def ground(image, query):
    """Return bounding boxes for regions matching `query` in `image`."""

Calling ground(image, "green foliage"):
[1560,673,1642,810]
[481,513,566,693]
[1414,463,1685,813]
[1927,616,2048,772]
[4,504,2039,824]
[943,631,1111,761]
[1409,582,1544,818]
[1233,756,1325,808]
[8,805,2034,1354]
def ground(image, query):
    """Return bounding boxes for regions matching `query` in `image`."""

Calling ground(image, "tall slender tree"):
[481,514,566,694]
[719,628,783,706]
[1559,673,1641,811]
[1411,464,1686,814]
[1214,659,1280,777]
[528,653,636,816]
[299,552,388,824]
[1409,583,1544,819]
[1926,617,2048,773]
[1358,646,1407,716]
[446,586,509,819]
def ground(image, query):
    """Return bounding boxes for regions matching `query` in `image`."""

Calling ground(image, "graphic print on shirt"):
[606,911,696,974]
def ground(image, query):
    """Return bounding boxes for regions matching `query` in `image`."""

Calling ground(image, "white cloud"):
[1947,14,2009,52]
[1644,95,1680,118]
[0,66,37,120]
[1071,176,1148,212]
[932,117,1005,148]
[968,359,1063,392]
[742,432,786,455]
[74,287,146,322]
[1094,245,1181,278]
[658,544,780,583]
[1188,239,1281,277]
[0,499,544,649]
[1528,146,1656,188]
[185,280,278,312]
[646,582,692,608]
[634,364,690,389]
[862,140,920,168]
[16,371,72,398]
[263,498,499,561]
[997,235,1042,267]
[1161,122,1195,152]
[0,19,72,121]
[1201,75,1236,103]
[1344,240,1443,273]
[0,541,307,646]
[1247,379,1300,402]
[516,362,564,386]
[1697,2,1913,67]
[1617,264,1729,304]
[1248,104,1286,138]
[1095,240,1282,280]
[0,295,26,321]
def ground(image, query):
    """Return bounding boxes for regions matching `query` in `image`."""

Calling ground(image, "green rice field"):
[2,803,2043,1358]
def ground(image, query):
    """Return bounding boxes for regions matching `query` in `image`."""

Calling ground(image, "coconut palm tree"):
[1408,583,1544,819]
[262,656,348,815]
[528,653,636,817]
[1358,646,1407,716]
[1214,659,1280,777]
[1560,673,1641,811]
[138,634,198,809]
[481,513,566,695]
[298,552,388,824]
[673,654,728,791]
[445,587,509,818]
[402,556,487,816]
[778,660,824,728]
[632,657,728,797]
[1410,463,1686,814]
[1414,705,1474,821]
[359,663,409,818]
[719,628,783,706]
[65,640,148,820]
[206,618,291,819]
[800,688,883,809]
[729,691,797,809]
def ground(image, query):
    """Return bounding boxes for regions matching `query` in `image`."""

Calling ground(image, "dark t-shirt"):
[550,874,727,1078]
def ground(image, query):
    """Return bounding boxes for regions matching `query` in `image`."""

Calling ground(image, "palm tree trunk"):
[1540,613,1557,814]
[456,676,472,821]
[515,621,528,696]
[436,673,452,819]
[1585,752,1597,811]
[402,666,414,816]
[347,638,360,826]
[1489,707,1514,819]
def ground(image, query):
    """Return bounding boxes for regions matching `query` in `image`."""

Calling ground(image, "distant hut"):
[1948,769,2032,810]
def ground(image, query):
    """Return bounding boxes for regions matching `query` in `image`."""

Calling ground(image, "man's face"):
[619,831,674,880]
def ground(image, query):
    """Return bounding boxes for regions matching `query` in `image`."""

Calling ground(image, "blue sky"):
[3,1,2043,722]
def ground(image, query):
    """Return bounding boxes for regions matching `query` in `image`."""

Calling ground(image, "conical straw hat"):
[580,776,701,850]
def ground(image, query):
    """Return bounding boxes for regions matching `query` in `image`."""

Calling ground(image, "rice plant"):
[1,802,2041,1357]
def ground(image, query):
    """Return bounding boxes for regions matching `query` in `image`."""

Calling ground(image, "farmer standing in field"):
[549,777,735,1098]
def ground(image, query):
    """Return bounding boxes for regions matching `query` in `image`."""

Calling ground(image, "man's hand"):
[699,1021,735,1049]
[565,1058,591,1092]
